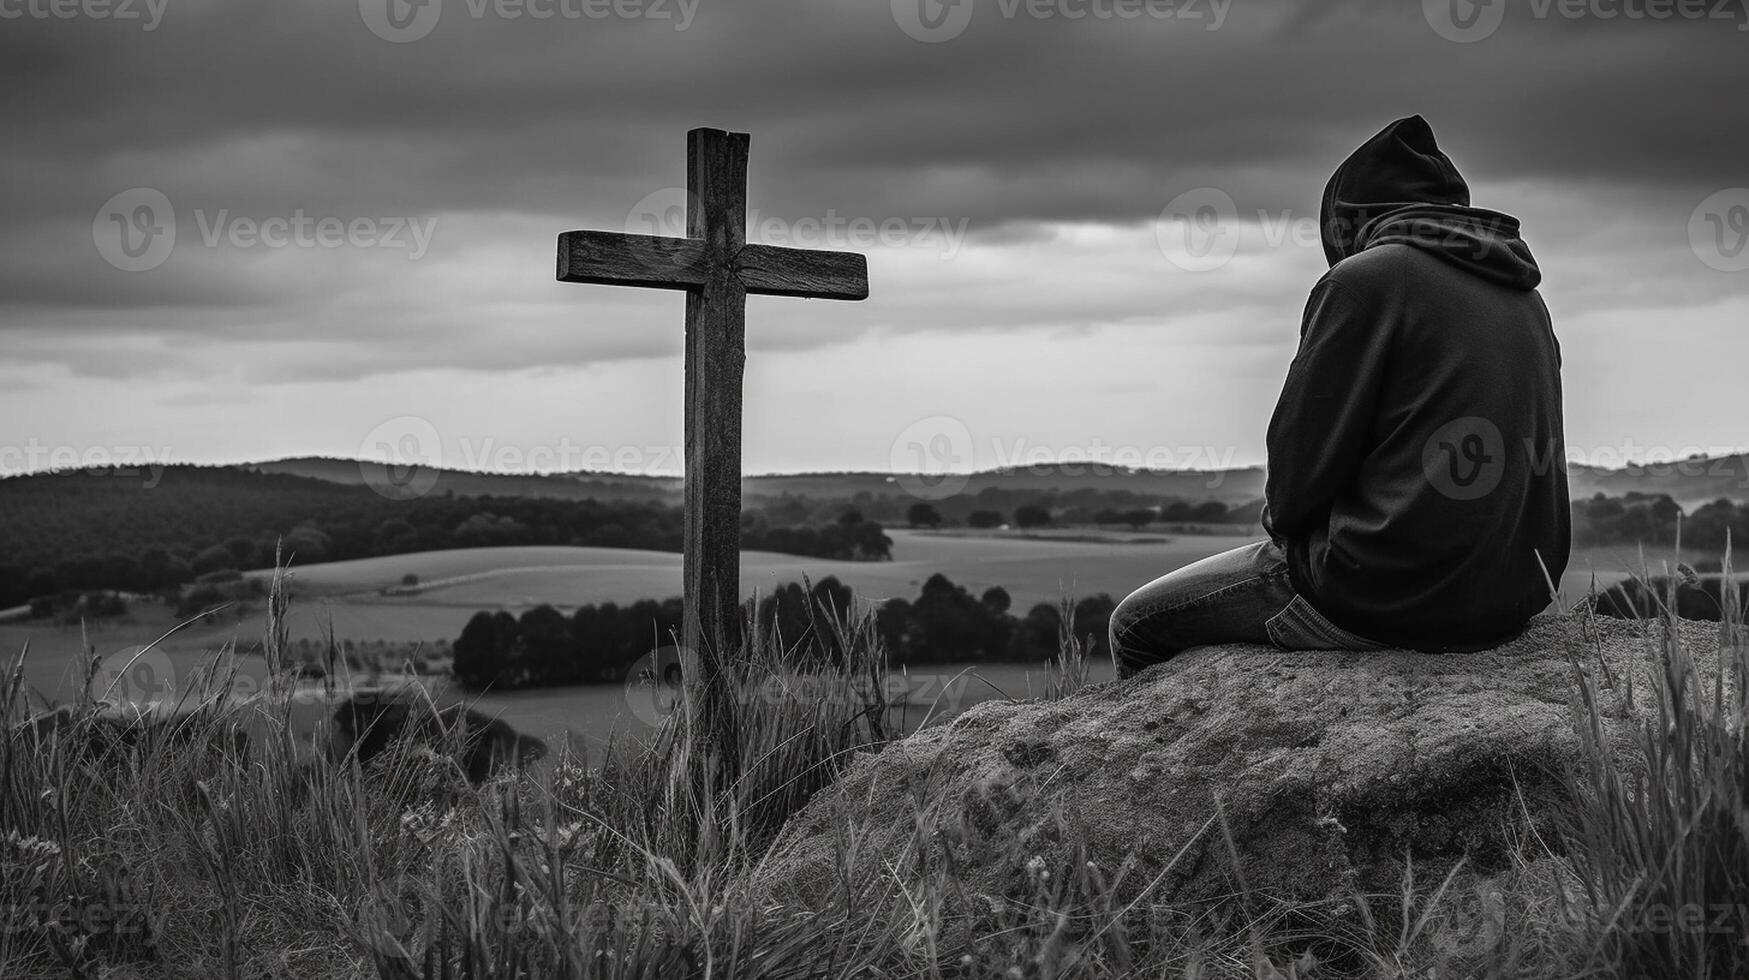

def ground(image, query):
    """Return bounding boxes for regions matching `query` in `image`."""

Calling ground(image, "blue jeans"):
[1109,540,1388,678]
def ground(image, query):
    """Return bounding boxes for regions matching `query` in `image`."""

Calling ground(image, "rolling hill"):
[253,453,1749,509]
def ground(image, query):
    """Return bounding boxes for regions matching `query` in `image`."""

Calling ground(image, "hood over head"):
[1321,115,1541,289]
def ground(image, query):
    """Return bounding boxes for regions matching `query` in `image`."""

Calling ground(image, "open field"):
[258,527,1253,607]
[0,528,1714,754]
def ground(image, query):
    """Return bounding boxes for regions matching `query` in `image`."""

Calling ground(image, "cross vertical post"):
[555,128,870,774]
[682,128,747,751]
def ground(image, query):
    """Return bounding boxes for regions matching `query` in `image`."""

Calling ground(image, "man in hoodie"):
[1110,115,1570,677]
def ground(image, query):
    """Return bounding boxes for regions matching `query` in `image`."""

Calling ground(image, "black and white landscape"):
[2,3,1747,978]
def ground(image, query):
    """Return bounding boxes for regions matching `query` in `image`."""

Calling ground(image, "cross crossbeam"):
[558,231,869,299]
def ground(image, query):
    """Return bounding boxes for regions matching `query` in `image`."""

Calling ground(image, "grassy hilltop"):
[2,567,1745,980]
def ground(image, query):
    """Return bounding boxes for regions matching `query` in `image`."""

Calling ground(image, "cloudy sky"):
[4,0,1747,478]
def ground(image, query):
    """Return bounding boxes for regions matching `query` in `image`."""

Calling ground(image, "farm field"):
[0,528,1703,755]
[1,528,1210,738]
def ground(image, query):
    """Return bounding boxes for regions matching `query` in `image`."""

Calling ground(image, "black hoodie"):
[1263,116,1570,650]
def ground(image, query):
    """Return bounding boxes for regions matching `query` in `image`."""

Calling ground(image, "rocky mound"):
[757,612,1728,909]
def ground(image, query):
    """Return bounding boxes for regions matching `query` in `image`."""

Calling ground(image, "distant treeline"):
[897,498,1263,530]
[0,467,890,609]
[1593,574,1748,622]
[762,488,1266,530]
[452,574,1116,691]
[1571,493,1749,553]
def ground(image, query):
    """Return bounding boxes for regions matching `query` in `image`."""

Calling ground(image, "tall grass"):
[1564,545,1749,979]
[1,561,1745,979]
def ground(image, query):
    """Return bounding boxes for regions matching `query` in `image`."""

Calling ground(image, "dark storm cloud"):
[2,0,1746,380]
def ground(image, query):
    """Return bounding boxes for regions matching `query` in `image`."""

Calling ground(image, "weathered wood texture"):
[554,127,870,774]
[556,231,710,289]
[682,128,748,757]
[737,244,869,299]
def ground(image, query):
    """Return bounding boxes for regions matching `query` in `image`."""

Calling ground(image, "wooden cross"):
[556,128,868,755]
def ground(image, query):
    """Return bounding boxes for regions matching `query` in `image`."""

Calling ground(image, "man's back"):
[1263,115,1571,650]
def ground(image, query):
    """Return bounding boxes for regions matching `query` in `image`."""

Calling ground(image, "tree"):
[0,564,24,607]
[281,524,332,564]
[1120,508,1154,530]
[981,586,1011,615]
[97,553,138,590]
[812,576,855,622]
[454,610,520,690]
[906,502,942,528]
[24,566,58,599]
[907,573,1012,663]
[1226,499,1266,524]
[1008,603,1063,660]
[1192,501,1230,523]
[223,536,259,568]
[1014,504,1052,529]
[372,519,418,554]
[839,509,865,527]
[192,544,239,576]
[967,510,1004,529]
[852,522,893,560]
[1071,595,1118,661]
[518,605,574,686]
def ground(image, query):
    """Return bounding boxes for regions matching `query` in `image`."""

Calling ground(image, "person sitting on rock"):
[1111,115,1570,676]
